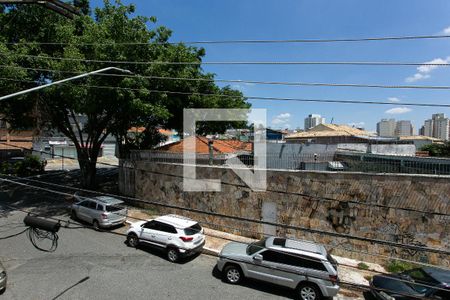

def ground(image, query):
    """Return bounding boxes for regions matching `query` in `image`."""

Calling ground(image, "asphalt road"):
[0,209,299,300]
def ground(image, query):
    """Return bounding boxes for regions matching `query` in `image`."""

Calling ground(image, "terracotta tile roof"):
[0,141,32,150]
[285,124,373,139]
[156,136,252,154]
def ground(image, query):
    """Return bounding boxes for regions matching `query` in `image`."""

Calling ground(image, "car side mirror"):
[253,254,263,262]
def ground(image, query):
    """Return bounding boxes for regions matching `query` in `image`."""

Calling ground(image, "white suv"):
[126,214,206,262]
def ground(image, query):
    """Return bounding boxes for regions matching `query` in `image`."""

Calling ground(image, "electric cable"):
[1,76,449,107]
[0,142,450,217]
[1,142,449,217]
[4,33,450,45]
[7,53,450,67]
[0,175,448,255]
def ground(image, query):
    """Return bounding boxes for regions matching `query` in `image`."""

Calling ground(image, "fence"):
[129,150,450,175]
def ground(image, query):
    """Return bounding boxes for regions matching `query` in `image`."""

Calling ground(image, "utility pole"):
[0,0,80,19]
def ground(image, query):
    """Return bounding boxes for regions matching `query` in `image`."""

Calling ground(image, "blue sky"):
[91,0,450,132]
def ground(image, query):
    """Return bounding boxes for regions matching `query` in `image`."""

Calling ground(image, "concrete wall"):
[119,161,450,266]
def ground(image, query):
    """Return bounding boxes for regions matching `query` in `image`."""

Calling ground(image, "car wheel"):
[297,283,321,300]
[223,265,243,284]
[167,248,179,263]
[127,233,139,247]
[92,220,100,231]
[70,210,77,220]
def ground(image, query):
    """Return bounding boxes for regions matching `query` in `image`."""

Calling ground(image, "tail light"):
[180,236,193,242]
[329,275,338,284]
[101,213,108,220]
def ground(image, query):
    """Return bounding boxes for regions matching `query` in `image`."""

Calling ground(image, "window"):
[79,201,89,207]
[246,238,267,255]
[106,205,122,212]
[157,222,177,234]
[143,221,157,229]
[261,250,327,271]
[96,204,104,211]
[184,223,202,236]
[88,201,97,209]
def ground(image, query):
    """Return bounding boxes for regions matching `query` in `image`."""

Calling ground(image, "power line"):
[2,142,449,217]
[1,77,449,107]
[0,174,448,255]
[3,65,450,90]
[4,34,450,45]
[8,54,450,67]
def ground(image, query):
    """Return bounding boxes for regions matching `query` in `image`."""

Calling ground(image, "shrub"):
[385,260,417,273]
[357,262,370,270]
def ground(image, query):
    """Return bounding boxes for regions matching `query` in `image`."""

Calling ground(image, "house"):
[0,121,33,160]
[285,124,375,144]
[156,136,252,154]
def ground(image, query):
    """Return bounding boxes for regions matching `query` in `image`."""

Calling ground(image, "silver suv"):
[126,214,206,262]
[70,195,128,230]
[217,236,339,300]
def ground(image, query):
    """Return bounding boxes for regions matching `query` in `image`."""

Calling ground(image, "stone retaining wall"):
[119,160,450,266]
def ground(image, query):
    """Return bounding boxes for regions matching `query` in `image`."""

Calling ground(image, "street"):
[0,210,299,300]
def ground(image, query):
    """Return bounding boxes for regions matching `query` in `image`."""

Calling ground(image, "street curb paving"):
[202,247,219,257]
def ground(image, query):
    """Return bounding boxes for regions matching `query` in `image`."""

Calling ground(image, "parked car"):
[70,195,128,230]
[0,261,6,293]
[126,214,205,263]
[217,236,339,300]
[369,267,450,300]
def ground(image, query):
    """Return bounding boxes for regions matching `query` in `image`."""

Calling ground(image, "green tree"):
[420,142,450,157]
[0,1,249,188]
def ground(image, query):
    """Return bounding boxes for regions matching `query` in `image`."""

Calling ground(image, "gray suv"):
[217,236,339,300]
[70,195,128,230]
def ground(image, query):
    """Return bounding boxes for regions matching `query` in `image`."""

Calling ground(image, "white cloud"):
[405,73,431,83]
[271,113,291,126]
[442,26,450,34]
[385,107,412,114]
[387,97,401,103]
[405,56,449,82]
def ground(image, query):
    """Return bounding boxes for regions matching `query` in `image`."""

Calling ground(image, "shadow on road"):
[211,265,296,299]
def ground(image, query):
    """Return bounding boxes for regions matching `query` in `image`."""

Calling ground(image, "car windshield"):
[184,223,202,236]
[246,238,267,255]
[106,205,123,212]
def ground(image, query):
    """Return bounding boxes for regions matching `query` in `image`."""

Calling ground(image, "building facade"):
[376,119,396,137]
[395,120,414,137]
[304,114,325,130]
[422,113,450,140]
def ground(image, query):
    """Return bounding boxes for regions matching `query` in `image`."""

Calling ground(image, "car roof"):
[421,267,450,283]
[155,214,198,228]
[93,196,124,205]
[265,237,328,258]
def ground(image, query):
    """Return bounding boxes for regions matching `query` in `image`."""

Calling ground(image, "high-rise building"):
[395,120,414,137]
[422,113,449,140]
[376,119,396,137]
[304,114,325,130]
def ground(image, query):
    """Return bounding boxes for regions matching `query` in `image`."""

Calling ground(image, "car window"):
[88,201,97,209]
[157,222,177,234]
[184,223,202,235]
[261,250,327,271]
[79,201,89,207]
[106,205,122,212]
[246,238,267,255]
[143,221,157,229]
[97,204,104,211]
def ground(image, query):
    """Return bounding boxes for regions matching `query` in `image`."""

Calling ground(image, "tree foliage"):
[0,0,250,187]
[420,142,450,157]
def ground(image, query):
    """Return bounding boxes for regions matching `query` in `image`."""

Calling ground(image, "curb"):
[202,247,219,257]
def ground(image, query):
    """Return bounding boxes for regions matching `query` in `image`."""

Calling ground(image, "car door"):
[250,250,302,287]
[139,221,162,247]
[86,201,98,223]
[76,201,90,221]
[152,222,177,247]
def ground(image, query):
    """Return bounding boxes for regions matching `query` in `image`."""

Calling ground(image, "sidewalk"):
[119,209,382,299]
